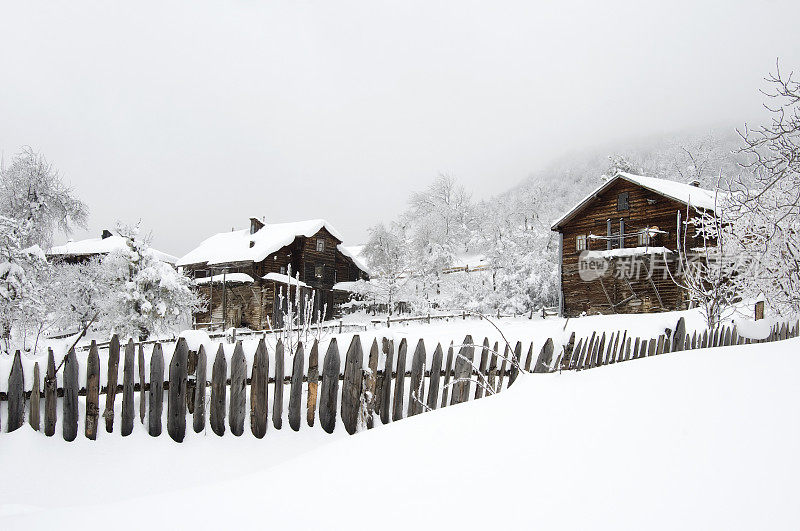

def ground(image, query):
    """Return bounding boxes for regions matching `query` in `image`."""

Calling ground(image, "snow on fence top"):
[176,218,350,267]
[48,233,178,264]
[550,172,724,230]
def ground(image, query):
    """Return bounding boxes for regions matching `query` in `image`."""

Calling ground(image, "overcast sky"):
[1,1,798,257]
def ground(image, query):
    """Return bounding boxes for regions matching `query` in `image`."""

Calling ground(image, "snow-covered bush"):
[99,224,201,339]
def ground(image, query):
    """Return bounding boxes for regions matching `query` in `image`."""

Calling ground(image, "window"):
[638,229,649,246]
[617,192,629,211]
[316,238,325,252]
[576,234,587,251]
[315,264,324,279]
[279,265,286,275]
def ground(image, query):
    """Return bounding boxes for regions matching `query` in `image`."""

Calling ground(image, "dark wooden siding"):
[557,180,706,317]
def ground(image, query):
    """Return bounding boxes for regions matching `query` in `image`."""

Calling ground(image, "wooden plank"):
[632,338,640,360]
[7,350,24,432]
[624,337,631,361]
[342,336,364,434]
[392,338,407,421]
[584,332,596,367]
[121,339,135,436]
[30,361,40,432]
[138,344,146,423]
[508,341,522,387]
[533,338,555,374]
[605,332,616,363]
[103,335,121,433]
[571,338,583,369]
[656,335,665,355]
[62,348,79,441]
[167,338,189,442]
[229,341,246,436]
[272,340,285,430]
[616,331,627,363]
[475,338,490,399]
[563,332,576,369]
[441,342,456,406]
[193,345,207,433]
[724,327,733,346]
[595,333,606,367]
[524,341,535,372]
[484,341,497,394]
[496,344,509,392]
[86,344,100,440]
[319,338,341,434]
[288,342,305,432]
[451,335,474,404]
[647,338,657,356]
[365,339,379,429]
[210,344,227,436]
[379,339,394,423]
[640,339,649,358]
[44,348,56,437]
[673,317,686,352]
[250,339,268,438]
[307,339,319,428]
[408,339,426,416]
[148,343,164,437]
[428,343,443,409]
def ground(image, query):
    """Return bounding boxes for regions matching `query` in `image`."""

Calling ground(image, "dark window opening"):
[617,192,629,211]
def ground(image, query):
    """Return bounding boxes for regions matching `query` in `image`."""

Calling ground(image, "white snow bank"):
[262,272,309,287]
[584,246,672,259]
[5,338,800,529]
[178,330,212,352]
[193,273,254,285]
[332,280,361,291]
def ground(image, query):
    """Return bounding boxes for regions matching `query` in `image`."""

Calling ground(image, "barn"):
[551,172,720,317]
[177,217,369,330]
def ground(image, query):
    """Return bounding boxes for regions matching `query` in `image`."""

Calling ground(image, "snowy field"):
[1,312,798,529]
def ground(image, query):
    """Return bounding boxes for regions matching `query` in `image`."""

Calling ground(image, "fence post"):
[148,343,164,436]
[210,344,227,436]
[104,335,121,433]
[44,349,56,437]
[451,335,474,404]
[250,339,268,438]
[508,342,522,387]
[475,338,490,399]
[379,339,394,424]
[194,345,207,434]
[319,339,341,434]
[342,336,364,434]
[138,344,146,424]
[30,361,40,432]
[428,343,443,409]
[63,348,79,442]
[273,340,285,430]
[86,343,100,440]
[121,339,135,437]
[408,339,426,417]
[288,342,305,432]
[365,339,379,429]
[229,341,246,436]
[673,317,686,352]
[167,338,188,442]
[307,340,320,428]
[392,338,408,421]
[7,351,24,432]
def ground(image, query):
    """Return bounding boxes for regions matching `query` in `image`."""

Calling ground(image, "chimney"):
[250,217,265,235]
[101,229,113,239]
[689,179,701,188]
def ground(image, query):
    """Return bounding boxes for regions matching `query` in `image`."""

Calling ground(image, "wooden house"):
[177,218,369,330]
[550,173,719,317]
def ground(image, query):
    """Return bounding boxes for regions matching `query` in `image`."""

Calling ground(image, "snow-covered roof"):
[194,273,254,285]
[48,234,178,264]
[262,272,309,288]
[551,172,723,230]
[338,244,369,274]
[332,280,362,291]
[177,219,345,268]
[583,246,672,259]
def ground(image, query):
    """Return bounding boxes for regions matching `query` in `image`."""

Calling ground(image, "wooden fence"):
[1,317,797,441]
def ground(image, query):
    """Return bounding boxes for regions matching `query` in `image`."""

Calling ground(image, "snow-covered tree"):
[725,63,800,314]
[99,224,201,339]
[0,147,88,249]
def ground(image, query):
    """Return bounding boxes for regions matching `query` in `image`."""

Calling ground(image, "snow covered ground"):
[1,326,798,529]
